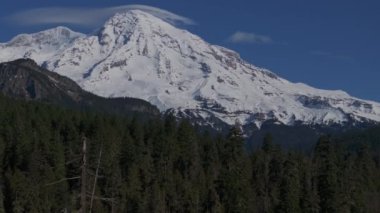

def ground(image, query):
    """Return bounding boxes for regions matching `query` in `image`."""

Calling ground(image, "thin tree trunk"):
[90,144,103,213]
[80,136,87,213]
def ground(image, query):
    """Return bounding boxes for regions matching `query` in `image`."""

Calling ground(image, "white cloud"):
[228,31,273,44]
[4,5,195,27]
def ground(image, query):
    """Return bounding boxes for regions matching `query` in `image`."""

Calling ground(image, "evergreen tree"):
[278,153,301,213]
[313,136,338,213]
[252,133,283,213]
[299,158,319,213]
[217,121,253,212]
[0,137,5,213]
[200,132,223,212]
[175,120,203,212]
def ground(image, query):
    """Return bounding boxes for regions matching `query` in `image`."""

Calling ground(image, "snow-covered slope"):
[0,26,84,64]
[1,10,380,128]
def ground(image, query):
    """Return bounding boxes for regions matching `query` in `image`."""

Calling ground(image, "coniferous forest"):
[0,95,379,213]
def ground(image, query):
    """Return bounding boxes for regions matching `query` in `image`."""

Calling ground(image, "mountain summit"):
[1,10,380,127]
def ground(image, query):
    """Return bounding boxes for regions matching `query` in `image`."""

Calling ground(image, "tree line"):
[0,95,379,212]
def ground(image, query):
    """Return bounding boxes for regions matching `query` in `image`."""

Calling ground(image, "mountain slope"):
[1,10,380,128]
[0,59,159,117]
[0,26,84,64]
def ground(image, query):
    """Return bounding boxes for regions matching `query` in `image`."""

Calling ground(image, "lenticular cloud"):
[4,4,195,27]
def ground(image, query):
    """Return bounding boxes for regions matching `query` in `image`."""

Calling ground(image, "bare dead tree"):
[45,176,80,186]
[80,136,87,213]
[45,136,113,212]
[89,144,103,213]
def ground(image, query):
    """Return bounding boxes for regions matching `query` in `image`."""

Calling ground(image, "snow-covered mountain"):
[1,10,380,128]
[0,26,84,64]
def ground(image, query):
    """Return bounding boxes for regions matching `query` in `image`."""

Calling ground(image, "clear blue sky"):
[1,0,379,101]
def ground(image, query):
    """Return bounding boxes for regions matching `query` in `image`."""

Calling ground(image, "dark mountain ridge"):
[0,59,159,118]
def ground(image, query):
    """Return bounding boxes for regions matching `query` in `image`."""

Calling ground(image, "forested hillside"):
[0,95,379,212]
